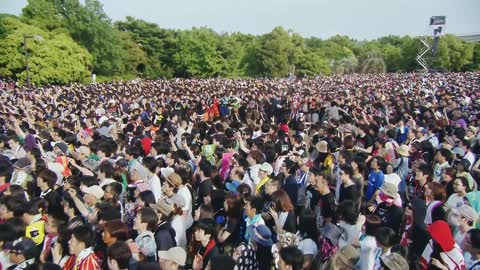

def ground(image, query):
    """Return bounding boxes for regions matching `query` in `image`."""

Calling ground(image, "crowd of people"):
[0,71,479,270]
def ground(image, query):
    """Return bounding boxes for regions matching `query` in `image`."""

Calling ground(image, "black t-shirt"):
[195,178,213,208]
[305,185,320,210]
[373,202,404,234]
[339,184,358,204]
[223,217,241,245]
[356,134,373,150]
[315,192,337,228]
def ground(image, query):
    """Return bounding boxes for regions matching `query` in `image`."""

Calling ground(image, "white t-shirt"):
[358,235,377,270]
[147,174,162,202]
[243,164,261,192]
[178,186,194,229]
[171,215,187,248]
[298,238,318,256]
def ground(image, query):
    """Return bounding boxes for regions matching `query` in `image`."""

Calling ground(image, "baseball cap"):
[81,185,104,200]
[5,237,36,259]
[248,225,273,247]
[75,146,91,157]
[259,162,273,175]
[54,142,69,154]
[158,247,186,266]
[448,204,479,226]
[468,126,478,134]
[226,180,241,194]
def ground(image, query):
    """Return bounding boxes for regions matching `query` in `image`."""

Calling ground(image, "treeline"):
[0,0,479,85]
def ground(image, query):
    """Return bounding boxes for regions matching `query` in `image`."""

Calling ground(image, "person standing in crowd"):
[461,229,480,270]
[338,164,359,205]
[244,195,265,241]
[133,207,158,261]
[194,160,214,210]
[310,168,337,229]
[192,219,219,270]
[433,149,451,183]
[68,226,101,270]
[152,199,177,252]
[371,182,404,235]
[247,224,274,270]
[365,157,385,203]
[447,177,471,209]
[278,246,304,270]
[107,242,132,270]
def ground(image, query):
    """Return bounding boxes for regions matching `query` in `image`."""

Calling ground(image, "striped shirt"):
[74,247,100,270]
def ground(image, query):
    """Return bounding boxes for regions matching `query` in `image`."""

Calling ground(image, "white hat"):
[259,162,273,175]
[81,185,104,200]
[47,162,64,185]
[396,144,410,157]
[161,167,175,179]
[157,247,186,266]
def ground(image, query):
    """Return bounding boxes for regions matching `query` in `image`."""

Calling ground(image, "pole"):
[23,34,30,88]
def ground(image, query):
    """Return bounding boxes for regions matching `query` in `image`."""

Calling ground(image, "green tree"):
[399,36,421,71]
[21,0,64,31]
[216,33,248,77]
[431,34,474,71]
[49,0,126,75]
[331,56,358,75]
[464,42,480,71]
[295,50,331,76]
[257,26,295,77]
[115,16,178,78]
[116,30,148,76]
[173,27,223,77]
[382,44,403,72]
[0,16,92,85]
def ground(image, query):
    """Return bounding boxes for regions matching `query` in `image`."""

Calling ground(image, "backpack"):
[316,223,342,262]
[317,236,338,263]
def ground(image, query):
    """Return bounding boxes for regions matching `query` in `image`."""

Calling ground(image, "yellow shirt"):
[25,215,45,245]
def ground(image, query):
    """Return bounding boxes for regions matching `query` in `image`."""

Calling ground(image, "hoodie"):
[420,221,466,270]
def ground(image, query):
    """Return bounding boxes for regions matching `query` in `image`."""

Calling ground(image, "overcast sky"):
[1,0,479,40]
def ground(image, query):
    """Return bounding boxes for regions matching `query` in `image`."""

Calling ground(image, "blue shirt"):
[365,170,384,201]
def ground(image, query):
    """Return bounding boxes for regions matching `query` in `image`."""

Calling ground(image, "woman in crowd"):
[269,189,297,234]
[217,194,243,255]
[446,177,471,209]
